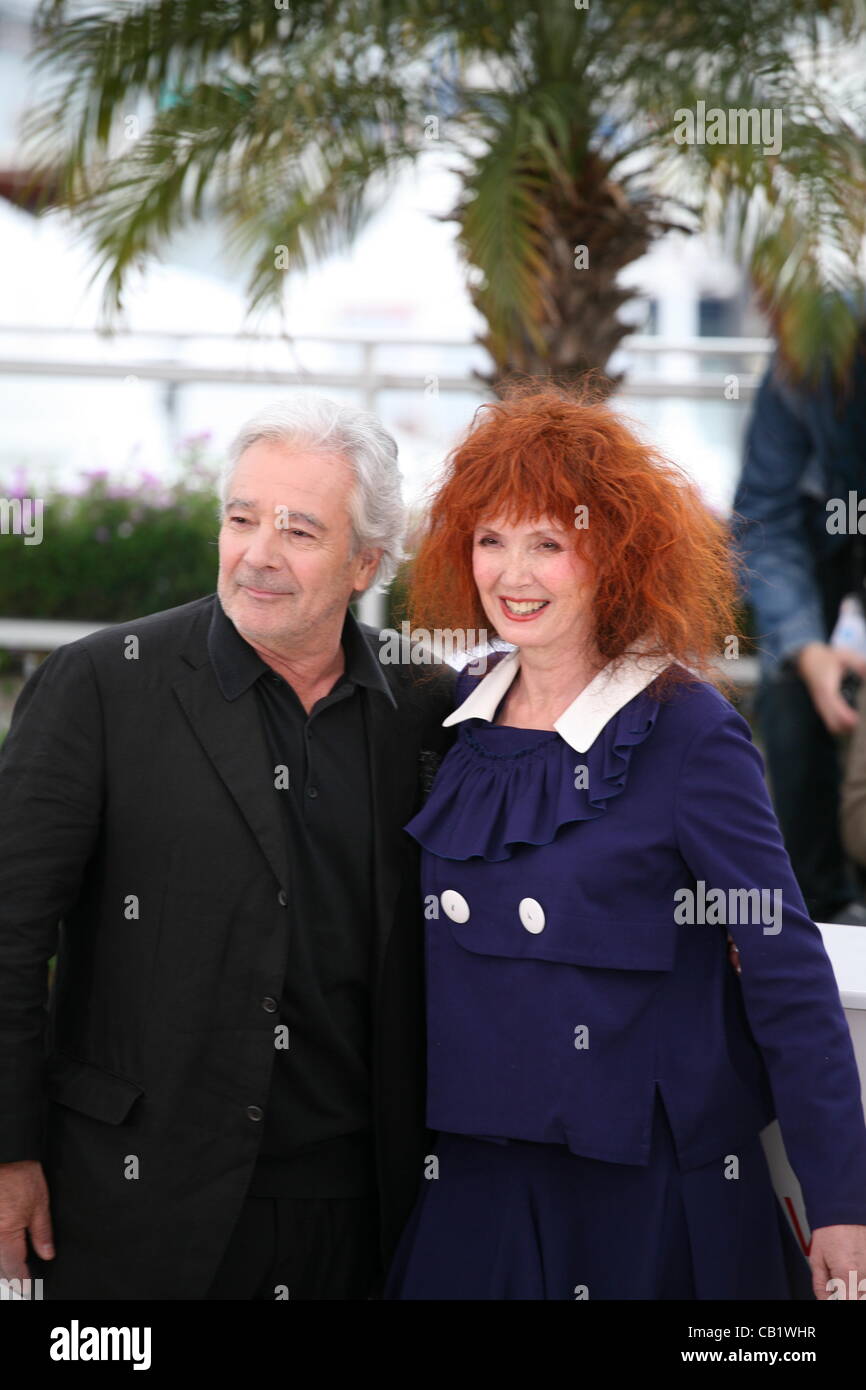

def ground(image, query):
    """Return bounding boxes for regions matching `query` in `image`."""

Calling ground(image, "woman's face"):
[471,513,596,654]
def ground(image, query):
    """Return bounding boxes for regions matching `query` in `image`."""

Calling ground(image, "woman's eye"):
[475,535,561,550]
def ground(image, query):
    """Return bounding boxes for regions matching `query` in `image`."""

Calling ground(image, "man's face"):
[217,440,380,650]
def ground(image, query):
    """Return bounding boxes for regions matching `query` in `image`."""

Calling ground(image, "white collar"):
[443,639,675,753]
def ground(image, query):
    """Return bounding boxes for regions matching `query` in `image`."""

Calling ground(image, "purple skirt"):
[384,1092,814,1300]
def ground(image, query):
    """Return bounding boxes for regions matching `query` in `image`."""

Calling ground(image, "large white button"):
[441,890,470,923]
[519,898,545,933]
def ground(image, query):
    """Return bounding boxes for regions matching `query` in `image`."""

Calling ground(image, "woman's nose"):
[498,550,535,587]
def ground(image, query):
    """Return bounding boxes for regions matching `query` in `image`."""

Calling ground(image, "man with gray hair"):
[0,393,455,1299]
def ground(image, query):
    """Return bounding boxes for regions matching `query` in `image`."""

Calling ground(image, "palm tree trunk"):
[466,155,687,395]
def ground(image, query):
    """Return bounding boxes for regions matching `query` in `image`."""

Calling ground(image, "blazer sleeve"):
[0,643,104,1162]
[674,702,866,1231]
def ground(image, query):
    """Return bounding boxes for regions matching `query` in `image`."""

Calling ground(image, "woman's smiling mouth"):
[499,596,550,619]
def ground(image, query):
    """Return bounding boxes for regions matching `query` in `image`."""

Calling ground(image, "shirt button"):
[440,890,470,923]
[261,997,278,1012]
[306,786,318,798]
[277,889,288,907]
[519,898,546,933]
[246,1105,264,1122]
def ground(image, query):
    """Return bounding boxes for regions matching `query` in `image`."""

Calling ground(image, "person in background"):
[731,329,866,926]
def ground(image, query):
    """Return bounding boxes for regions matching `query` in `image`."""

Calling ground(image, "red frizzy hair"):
[407,381,742,701]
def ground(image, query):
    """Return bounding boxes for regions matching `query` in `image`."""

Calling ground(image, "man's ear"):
[354,546,384,591]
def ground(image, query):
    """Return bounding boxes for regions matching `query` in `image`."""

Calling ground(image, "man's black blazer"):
[0,593,455,1298]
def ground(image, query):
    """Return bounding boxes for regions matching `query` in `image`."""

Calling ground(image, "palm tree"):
[24,0,866,389]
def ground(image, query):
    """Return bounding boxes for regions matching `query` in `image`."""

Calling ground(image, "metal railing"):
[0,325,772,403]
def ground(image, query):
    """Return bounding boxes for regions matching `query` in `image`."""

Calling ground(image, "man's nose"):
[242,516,284,565]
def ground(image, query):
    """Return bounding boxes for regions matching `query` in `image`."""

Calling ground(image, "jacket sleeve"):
[675,702,866,1231]
[731,365,826,671]
[0,643,104,1162]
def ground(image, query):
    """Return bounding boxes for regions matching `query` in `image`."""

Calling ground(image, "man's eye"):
[228,515,249,525]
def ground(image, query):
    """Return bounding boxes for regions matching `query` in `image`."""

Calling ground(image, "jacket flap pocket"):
[440,903,677,972]
[44,1053,144,1124]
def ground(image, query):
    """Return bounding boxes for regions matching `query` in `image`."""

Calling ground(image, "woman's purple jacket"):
[405,658,866,1233]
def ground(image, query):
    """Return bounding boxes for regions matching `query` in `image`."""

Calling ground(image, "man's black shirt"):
[208,595,397,1197]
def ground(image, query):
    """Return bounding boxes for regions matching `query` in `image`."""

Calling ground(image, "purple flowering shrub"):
[0,434,222,621]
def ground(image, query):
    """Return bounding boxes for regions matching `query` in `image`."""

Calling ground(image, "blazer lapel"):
[171,604,290,894]
[363,684,424,989]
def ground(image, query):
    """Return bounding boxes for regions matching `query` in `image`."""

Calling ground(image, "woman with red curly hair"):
[384,385,866,1301]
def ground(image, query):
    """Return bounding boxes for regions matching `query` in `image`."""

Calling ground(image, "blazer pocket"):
[44,1053,145,1124]
[439,908,678,972]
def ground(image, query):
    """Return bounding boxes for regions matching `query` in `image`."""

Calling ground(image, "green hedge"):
[0,440,221,623]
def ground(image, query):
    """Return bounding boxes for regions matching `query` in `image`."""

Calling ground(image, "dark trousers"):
[205,1194,382,1301]
[753,538,862,921]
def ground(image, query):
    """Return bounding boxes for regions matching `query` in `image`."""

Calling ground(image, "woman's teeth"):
[502,599,549,615]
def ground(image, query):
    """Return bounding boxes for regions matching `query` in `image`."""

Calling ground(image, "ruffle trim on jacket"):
[405,687,661,862]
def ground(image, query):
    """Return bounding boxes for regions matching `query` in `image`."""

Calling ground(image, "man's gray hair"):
[220,393,406,589]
